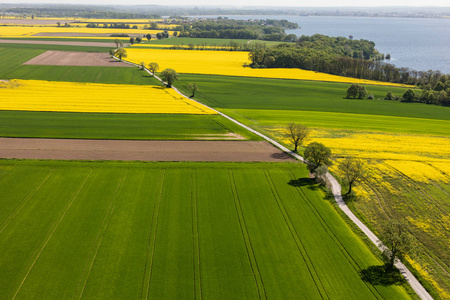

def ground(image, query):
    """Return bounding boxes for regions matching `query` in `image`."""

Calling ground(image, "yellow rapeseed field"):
[272,126,450,298]
[0,79,215,114]
[124,48,411,87]
[0,26,160,38]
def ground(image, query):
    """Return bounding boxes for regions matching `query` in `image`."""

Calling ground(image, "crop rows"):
[0,162,410,299]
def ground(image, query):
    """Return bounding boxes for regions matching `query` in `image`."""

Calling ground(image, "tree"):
[160,68,179,87]
[156,33,163,40]
[149,22,158,29]
[115,48,127,61]
[380,219,417,269]
[139,61,146,70]
[385,91,393,100]
[56,22,61,27]
[187,83,199,98]
[285,122,309,153]
[136,37,142,44]
[129,37,135,45]
[304,142,332,172]
[401,89,416,102]
[346,83,367,99]
[114,39,120,48]
[339,156,366,196]
[108,49,115,58]
[146,33,152,41]
[173,31,178,37]
[434,81,445,91]
[147,62,159,75]
[346,83,359,98]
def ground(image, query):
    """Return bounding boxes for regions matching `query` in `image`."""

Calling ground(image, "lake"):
[190,15,450,74]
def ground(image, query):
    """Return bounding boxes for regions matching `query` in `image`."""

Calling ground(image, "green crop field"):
[0,161,411,299]
[0,111,259,140]
[176,74,450,136]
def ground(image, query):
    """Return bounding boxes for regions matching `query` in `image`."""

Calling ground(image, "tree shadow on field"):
[360,264,406,286]
[288,177,319,191]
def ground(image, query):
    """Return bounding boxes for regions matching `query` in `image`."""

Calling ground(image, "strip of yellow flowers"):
[0,79,216,115]
[125,48,412,87]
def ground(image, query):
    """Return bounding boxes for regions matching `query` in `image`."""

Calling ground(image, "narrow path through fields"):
[128,58,434,300]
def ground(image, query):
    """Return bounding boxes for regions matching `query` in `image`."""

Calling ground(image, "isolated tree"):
[147,62,159,75]
[339,156,366,196]
[129,37,135,45]
[285,122,310,153]
[346,83,367,99]
[156,32,163,40]
[385,91,393,100]
[115,48,127,61]
[114,38,120,48]
[380,219,417,269]
[401,89,416,102]
[136,37,142,44]
[304,142,332,172]
[146,33,152,41]
[160,68,179,87]
[108,49,115,58]
[187,83,199,98]
[56,22,61,27]
[139,61,146,70]
[149,22,158,29]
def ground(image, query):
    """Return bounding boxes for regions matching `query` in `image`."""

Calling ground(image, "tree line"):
[178,18,299,42]
[249,34,449,89]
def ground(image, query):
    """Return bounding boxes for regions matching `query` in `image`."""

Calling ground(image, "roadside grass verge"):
[0,161,411,299]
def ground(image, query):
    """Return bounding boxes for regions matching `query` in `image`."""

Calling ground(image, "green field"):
[176,74,450,136]
[0,161,411,299]
[0,111,259,140]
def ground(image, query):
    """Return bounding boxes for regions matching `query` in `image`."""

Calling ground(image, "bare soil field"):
[23,50,131,67]
[0,138,295,162]
[0,39,113,47]
[0,19,75,25]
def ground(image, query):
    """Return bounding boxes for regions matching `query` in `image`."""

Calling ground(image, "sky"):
[4,0,450,7]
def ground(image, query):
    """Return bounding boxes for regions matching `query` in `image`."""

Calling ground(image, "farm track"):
[142,171,165,300]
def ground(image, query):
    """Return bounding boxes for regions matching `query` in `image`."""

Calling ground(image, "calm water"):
[191,15,450,74]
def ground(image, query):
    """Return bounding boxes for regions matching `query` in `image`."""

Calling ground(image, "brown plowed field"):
[23,50,131,67]
[0,138,295,162]
[0,39,113,47]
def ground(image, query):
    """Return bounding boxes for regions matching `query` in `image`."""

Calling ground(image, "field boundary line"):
[228,171,267,300]
[143,170,166,300]
[74,170,128,300]
[287,170,383,300]
[191,170,202,300]
[120,56,433,300]
[9,170,92,300]
[0,169,53,234]
[140,170,165,299]
[264,170,328,300]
